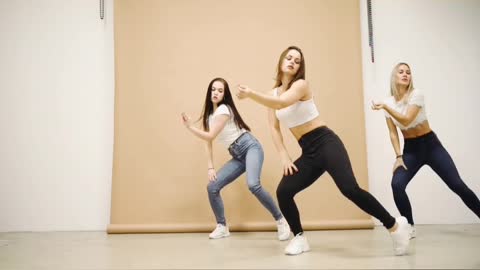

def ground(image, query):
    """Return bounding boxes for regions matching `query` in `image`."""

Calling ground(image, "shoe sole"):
[278,234,291,241]
[209,233,230,239]
[285,248,310,256]
[285,245,310,255]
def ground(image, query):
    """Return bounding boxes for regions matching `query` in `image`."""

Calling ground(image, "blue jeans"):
[207,132,283,225]
[392,131,480,225]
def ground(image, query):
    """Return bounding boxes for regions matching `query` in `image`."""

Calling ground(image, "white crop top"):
[274,88,319,128]
[383,89,428,130]
[208,104,246,148]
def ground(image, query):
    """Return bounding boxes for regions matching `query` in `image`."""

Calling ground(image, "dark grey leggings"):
[392,131,480,225]
[276,126,396,235]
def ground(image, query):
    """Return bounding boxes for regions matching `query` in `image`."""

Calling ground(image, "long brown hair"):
[274,46,306,90]
[200,78,251,132]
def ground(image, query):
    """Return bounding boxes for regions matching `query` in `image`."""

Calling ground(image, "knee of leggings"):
[448,180,469,195]
[276,184,293,201]
[339,185,361,199]
[391,177,407,192]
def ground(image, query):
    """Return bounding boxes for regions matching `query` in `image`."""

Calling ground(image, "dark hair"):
[200,77,251,132]
[274,46,306,90]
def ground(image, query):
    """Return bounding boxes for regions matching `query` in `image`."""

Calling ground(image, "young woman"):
[371,62,480,238]
[181,77,290,240]
[236,46,411,256]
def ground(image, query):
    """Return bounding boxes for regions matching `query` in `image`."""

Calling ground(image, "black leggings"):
[392,131,480,225]
[276,126,396,235]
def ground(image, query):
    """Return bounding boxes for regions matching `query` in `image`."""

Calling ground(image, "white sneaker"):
[276,218,291,241]
[409,226,416,239]
[209,224,230,239]
[284,233,310,255]
[390,216,411,256]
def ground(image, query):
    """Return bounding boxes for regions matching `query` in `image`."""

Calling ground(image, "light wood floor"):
[0,224,479,269]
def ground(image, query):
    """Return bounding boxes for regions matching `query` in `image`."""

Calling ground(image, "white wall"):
[360,0,480,224]
[0,0,114,231]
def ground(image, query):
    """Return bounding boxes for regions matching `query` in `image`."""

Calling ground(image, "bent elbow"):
[201,132,215,142]
[206,135,215,142]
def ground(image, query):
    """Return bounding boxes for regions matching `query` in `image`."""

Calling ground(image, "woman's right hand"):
[207,168,217,181]
[371,100,385,111]
[181,112,192,128]
[393,157,407,173]
[282,159,298,176]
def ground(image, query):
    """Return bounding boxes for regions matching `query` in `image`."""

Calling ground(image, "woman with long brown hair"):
[236,46,411,256]
[181,77,290,240]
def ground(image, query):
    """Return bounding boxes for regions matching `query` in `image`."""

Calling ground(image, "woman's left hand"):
[371,100,384,110]
[236,85,252,99]
[393,157,408,173]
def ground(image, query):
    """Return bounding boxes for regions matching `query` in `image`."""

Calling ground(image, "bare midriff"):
[289,116,327,141]
[400,120,432,138]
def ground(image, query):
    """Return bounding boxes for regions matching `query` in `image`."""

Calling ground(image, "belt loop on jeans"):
[229,132,248,150]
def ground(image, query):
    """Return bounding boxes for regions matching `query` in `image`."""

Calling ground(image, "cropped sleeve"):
[213,104,231,118]
[408,89,424,107]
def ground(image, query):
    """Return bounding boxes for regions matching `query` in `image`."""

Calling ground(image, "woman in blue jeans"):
[181,77,290,240]
[372,63,480,238]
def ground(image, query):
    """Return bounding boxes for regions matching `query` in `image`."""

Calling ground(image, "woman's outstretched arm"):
[236,80,309,109]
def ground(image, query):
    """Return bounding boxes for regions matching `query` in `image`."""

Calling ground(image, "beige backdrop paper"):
[108,0,373,233]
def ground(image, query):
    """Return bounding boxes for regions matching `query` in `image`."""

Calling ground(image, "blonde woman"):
[371,63,480,238]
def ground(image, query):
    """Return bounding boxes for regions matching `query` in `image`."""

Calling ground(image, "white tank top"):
[274,88,319,128]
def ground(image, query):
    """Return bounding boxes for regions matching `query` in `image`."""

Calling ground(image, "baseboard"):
[107,219,374,234]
